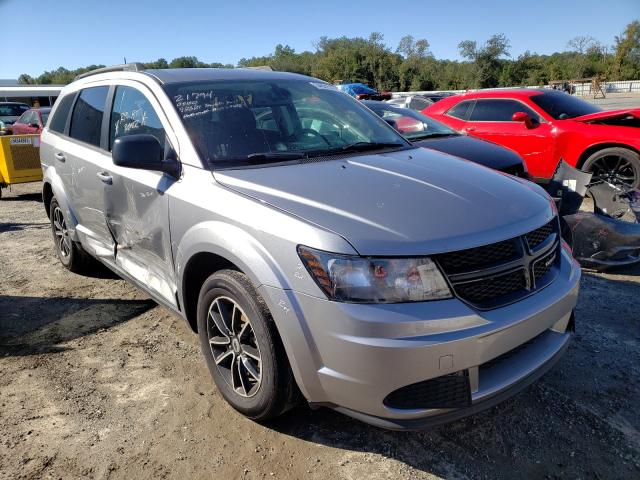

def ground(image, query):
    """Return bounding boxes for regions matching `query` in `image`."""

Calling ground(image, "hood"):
[572,108,640,123]
[412,135,524,172]
[215,148,554,256]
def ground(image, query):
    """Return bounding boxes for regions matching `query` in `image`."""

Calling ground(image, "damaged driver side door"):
[104,84,178,307]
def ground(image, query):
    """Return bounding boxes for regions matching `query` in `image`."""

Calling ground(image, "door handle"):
[464,127,476,132]
[96,171,113,185]
[54,152,66,162]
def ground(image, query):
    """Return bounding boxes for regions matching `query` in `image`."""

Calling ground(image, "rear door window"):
[446,100,474,120]
[48,94,76,134]
[469,99,538,122]
[69,86,109,147]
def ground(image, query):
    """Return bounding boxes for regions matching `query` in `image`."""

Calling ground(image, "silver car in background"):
[40,66,580,429]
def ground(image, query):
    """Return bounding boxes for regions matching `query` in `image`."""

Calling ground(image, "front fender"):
[174,222,325,399]
[174,220,291,295]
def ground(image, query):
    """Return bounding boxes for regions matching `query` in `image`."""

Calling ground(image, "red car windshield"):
[530,91,601,120]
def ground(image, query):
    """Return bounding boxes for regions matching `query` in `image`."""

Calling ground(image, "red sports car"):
[423,89,640,187]
[9,107,51,135]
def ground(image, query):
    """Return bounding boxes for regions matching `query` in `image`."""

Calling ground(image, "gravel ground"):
[1,182,639,480]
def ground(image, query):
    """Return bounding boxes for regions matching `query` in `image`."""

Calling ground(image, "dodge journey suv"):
[40,65,580,429]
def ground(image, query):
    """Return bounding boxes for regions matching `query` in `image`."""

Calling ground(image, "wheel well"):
[42,182,53,218]
[577,143,640,169]
[181,252,240,332]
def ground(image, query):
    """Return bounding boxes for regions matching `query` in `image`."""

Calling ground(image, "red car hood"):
[572,108,640,122]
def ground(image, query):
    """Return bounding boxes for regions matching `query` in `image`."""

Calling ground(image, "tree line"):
[18,20,640,91]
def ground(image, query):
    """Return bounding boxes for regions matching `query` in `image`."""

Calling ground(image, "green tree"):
[458,34,511,88]
[169,56,208,68]
[18,74,34,85]
[611,20,640,80]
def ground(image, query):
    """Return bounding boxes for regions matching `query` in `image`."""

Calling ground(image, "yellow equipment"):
[0,134,43,198]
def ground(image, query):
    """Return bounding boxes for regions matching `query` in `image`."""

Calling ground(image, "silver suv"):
[40,65,580,429]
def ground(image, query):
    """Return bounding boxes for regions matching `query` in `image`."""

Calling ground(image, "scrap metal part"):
[544,160,640,269]
[563,212,640,269]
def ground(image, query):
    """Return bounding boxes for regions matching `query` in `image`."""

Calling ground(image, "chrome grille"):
[434,217,560,309]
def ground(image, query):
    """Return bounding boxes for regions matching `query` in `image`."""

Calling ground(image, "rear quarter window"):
[446,100,473,120]
[69,86,109,147]
[49,94,76,134]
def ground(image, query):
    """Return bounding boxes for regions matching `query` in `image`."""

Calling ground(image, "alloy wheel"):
[207,296,262,397]
[52,206,72,259]
[589,154,637,187]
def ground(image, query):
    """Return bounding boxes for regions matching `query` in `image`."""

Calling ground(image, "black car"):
[363,100,529,178]
[0,102,30,134]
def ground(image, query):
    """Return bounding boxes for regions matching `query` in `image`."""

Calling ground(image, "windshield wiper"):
[340,141,406,153]
[409,132,458,141]
[208,151,307,169]
[246,152,308,162]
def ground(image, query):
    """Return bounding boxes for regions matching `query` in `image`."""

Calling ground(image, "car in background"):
[9,107,51,135]
[363,100,529,178]
[336,82,392,100]
[424,89,640,188]
[387,92,455,111]
[0,102,30,134]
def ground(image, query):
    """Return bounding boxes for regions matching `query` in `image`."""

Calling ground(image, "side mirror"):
[29,123,40,129]
[112,134,180,178]
[512,111,537,129]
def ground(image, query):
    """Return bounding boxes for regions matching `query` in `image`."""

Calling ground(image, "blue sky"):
[1,0,638,78]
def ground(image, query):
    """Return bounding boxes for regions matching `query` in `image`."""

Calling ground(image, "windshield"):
[165,79,407,167]
[0,104,29,117]
[530,91,602,120]
[41,112,50,125]
[365,103,457,140]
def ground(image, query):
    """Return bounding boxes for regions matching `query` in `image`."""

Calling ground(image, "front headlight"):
[298,246,452,303]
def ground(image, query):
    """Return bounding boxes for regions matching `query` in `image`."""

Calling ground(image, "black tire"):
[197,269,299,420]
[49,197,92,273]
[582,147,640,189]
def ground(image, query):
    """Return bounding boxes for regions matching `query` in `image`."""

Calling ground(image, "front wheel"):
[582,147,640,189]
[196,270,299,420]
[49,197,92,272]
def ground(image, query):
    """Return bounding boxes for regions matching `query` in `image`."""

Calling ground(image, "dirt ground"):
[1,182,639,480]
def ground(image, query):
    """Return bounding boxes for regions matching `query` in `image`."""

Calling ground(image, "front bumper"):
[260,249,580,429]
[564,211,640,269]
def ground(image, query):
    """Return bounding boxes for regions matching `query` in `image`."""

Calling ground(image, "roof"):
[141,68,317,85]
[0,85,64,97]
[457,88,547,99]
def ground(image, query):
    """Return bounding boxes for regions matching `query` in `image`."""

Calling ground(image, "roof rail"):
[74,63,146,81]
[243,65,274,71]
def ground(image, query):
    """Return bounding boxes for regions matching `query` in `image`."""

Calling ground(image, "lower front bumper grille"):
[383,371,472,410]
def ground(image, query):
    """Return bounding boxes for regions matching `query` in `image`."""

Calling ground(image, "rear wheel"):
[49,197,92,272]
[197,270,299,420]
[582,147,640,189]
